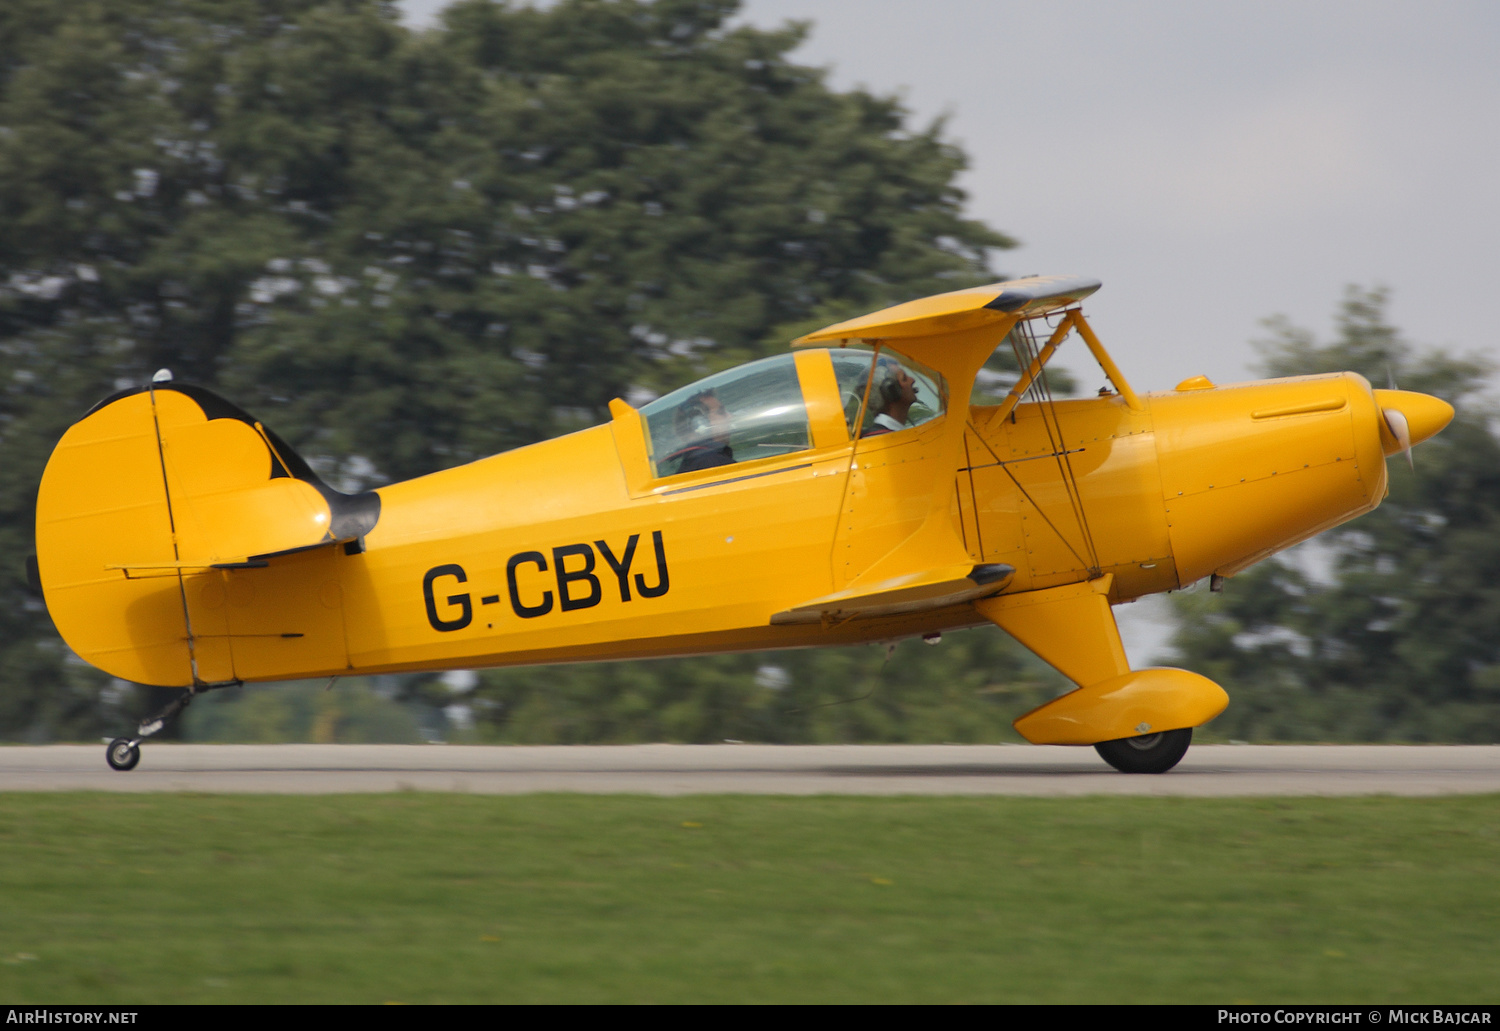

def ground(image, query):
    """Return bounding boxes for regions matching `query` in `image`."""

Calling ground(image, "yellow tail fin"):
[34,382,378,686]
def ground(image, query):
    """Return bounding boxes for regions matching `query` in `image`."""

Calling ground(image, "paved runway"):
[2,743,1499,795]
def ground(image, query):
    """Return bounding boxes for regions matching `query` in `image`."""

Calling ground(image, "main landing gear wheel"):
[1094,727,1192,774]
[105,738,141,772]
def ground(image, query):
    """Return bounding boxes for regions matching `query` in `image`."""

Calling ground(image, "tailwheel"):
[1094,727,1192,774]
[105,738,141,772]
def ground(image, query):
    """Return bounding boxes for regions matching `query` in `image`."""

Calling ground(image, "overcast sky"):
[401,0,1500,394]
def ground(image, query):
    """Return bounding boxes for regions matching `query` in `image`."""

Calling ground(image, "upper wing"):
[793,275,1100,345]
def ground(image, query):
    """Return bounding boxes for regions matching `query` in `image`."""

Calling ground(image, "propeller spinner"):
[1372,388,1454,467]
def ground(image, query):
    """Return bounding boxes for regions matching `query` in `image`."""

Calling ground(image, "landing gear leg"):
[1094,727,1193,774]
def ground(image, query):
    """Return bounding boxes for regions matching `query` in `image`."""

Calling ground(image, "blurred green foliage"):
[0,0,1042,742]
[1167,287,1500,742]
[181,677,430,744]
[177,628,1070,745]
[463,628,1067,744]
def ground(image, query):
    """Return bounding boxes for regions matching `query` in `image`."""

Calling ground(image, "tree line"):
[0,0,1027,741]
[1,1,1493,743]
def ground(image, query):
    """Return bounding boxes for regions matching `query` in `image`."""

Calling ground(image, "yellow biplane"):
[32,276,1453,773]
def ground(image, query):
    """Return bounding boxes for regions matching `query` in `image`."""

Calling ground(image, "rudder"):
[34,381,378,686]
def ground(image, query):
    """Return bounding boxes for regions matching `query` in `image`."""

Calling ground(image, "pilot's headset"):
[873,357,905,408]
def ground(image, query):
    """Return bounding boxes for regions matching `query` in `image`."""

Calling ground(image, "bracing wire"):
[965,418,1092,572]
[1028,319,1102,574]
[962,432,984,558]
[999,316,1102,576]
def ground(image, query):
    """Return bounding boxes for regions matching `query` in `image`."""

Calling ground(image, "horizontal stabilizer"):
[771,562,1013,624]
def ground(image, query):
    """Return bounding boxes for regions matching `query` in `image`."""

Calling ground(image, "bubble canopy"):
[638,348,948,479]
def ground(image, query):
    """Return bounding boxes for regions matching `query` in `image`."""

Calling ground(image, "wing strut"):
[991,308,1141,424]
[979,307,1153,579]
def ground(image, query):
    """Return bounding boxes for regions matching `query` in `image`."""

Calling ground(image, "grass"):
[0,793,1496,1003]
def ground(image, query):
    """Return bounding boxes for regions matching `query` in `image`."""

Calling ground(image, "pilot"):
[669,389,735,472]
[861,357,919,436]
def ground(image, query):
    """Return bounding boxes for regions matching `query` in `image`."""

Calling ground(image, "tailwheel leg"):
[103,690,191,772]
[106,738,141,772]
[1094,727,1193,774]
[135,689,194,739]
[103,681,239,770]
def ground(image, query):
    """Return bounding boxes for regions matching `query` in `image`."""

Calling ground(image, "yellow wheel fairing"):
[1013,668,1230,746]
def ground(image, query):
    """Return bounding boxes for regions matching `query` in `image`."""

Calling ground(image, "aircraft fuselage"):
[173,370,1397,684]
